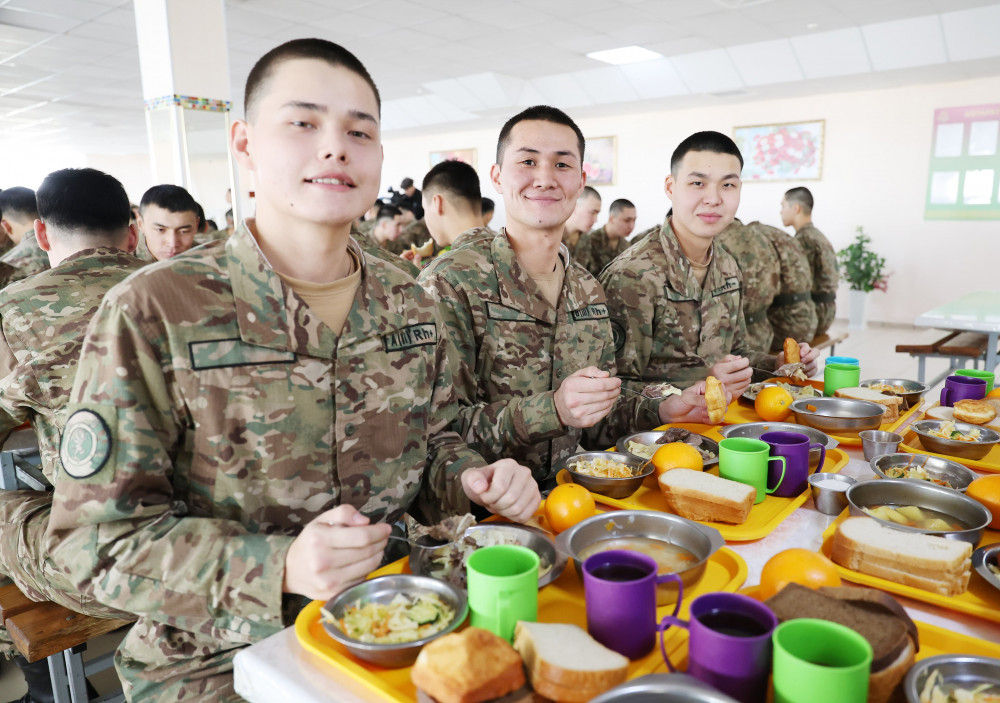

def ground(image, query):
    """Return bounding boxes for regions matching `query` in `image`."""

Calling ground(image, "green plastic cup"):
[824,362,861,397]
[467,545,538,642]
[956,369,995,394]
[718,437,785,504]
[772,618,873,703]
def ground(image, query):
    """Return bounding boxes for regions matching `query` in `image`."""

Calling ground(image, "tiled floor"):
[0,320,991,701]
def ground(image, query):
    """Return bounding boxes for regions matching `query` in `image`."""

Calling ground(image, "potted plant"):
[837,227,888,329]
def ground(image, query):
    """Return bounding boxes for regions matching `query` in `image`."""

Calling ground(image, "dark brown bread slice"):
[764,583,909,671]
[818,585,919,652]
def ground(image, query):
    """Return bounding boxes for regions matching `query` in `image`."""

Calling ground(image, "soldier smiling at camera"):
[46,39,538,702]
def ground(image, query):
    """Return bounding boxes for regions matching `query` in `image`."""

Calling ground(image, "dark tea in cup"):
[698,609,771,638]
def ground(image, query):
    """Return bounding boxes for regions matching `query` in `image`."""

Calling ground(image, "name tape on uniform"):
[382,323,437,352]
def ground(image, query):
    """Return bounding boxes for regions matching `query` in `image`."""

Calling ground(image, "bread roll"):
[411,627,525,703]
[953,398,996,425]
[784,337,801,364]
[658,468,755,524]
[704,375,726,424]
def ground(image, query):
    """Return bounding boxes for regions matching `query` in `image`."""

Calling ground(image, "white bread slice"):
[835,387,902,422]
[830,517,972,596]
[657,468,755,524]
[513,622,627,702]
[411,627,525,703]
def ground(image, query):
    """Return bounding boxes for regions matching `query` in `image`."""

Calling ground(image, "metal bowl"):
[321,574,467,667]
[912,420,1000,461]
[870,453,980,492]
[718,421,836,471]
[860,378,929,410]
[905,654,1000,703]
[554,510,724,606]
[617,431,719,469]
[846,478,992,546]
[973,543,1000,595]
[789,397,887,436]
[558,451,652,499]
[590,674,741,703]
[409,524,566,590]
[809,472,856,515]
[740,380,821,407]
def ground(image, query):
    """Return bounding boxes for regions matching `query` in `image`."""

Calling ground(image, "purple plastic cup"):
[940,375,987,407]
[760,431,826,497]
[659,592,778,703]
[582,550,682,660]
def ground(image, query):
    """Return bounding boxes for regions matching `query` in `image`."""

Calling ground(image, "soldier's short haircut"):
[784,186,814,214]
[496,105,585,166]
[481,197,495,215]
[244,38,380,121]
[0,186,38,221]
[609,198,635,216]
[422,160,482,215]
[581,185,601,202]
[670,131,744,173]
[376,204,401,223]
[140,185,199,217]
[36,169,128,233]
[194,200,207,230]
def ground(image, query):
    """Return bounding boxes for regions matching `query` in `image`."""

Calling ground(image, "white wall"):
[382,75,1000,326]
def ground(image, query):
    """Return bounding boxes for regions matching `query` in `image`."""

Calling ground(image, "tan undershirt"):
[528,257,565,307]
[686,246,714,287]
[276,249,361,335]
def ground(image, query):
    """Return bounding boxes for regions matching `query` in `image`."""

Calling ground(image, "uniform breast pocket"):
[481,316,548,398]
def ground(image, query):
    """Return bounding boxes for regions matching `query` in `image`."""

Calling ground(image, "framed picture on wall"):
[429,148,477,170]
[583,136,616,186]
[733,120,824,181]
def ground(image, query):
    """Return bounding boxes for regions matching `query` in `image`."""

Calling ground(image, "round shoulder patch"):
[60,410,112,479]
[610,318,627,354]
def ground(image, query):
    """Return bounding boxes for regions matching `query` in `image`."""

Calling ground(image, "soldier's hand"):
[282,504,391,601]
[554,366,621,428]
[462,459,541,523]
[775,343,820,377]
[656,380,733,424]
[400,249,422,267]
[708,355,752,398]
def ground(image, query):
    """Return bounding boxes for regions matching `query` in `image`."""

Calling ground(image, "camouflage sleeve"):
[729,281,777,372]
[573,234,595,277]
[46,299,292,640]
[419,273,566,463]
[599,265,657,394]
[0,322,32,442]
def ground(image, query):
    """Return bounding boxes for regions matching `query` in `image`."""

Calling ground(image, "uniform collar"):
[657,217,725,298]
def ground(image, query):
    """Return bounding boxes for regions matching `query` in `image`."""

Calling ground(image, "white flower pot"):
[848,289,868,330]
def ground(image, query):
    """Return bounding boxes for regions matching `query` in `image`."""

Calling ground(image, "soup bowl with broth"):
[555,510,724,605]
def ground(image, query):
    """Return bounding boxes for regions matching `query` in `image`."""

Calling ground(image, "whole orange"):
[987,387,1000,399]
[651,442,704,477]
[966,475,1000,529]
[759,548,841,599]
[544,483,595,533]
[755,386,794,422]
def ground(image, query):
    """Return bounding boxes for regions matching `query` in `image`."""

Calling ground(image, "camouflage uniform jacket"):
[0,248,143,614]
[449,226,496,252]
[133,231,156,263]
[756,224,817,350]
[46,223,485,699]
[350,226,420,278]
[387,218,437,257]
[573,225,630,278]
[418,230,660,482]
[600,217,776,390]
[0,231,50,281]
[716,220,780,353]
[795,223,839,336]
[0,230,15,258]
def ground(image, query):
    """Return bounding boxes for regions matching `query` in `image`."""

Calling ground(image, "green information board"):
[925,103,1000,220]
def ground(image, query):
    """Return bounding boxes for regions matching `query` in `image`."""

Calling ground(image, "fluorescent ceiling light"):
[587,45,663,65]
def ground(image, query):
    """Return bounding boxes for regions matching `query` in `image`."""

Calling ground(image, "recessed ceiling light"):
[586,46,663,65]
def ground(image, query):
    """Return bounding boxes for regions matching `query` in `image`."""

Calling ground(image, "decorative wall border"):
[144,95,231,112]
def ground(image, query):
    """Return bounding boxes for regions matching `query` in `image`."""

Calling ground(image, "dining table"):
[231,403,1000,703]
[914,290,1000,375]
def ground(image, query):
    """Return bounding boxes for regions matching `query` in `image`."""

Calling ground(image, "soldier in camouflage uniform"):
[716,218,780,353]
[419,107,717,484]
[781,187,839,336]
[574,198,637,277]
[601,132,820,398]
[419,159,494,259]
[47,40,538,702]
[351,223,421,277]
[562,185,600,250]
[0,168,141,700]
[0,187,36,260]
[134,184,200,263]
[0,187,50,288]
[752,221,819,351]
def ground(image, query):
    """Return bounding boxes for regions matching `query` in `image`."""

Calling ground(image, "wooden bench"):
[809,330,848,356]
[896,331,991,386]
[0,577,131,703]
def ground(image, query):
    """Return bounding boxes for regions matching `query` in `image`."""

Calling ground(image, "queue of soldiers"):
[0,36,839,703]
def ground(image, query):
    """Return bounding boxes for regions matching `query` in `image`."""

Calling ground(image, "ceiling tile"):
[941,4,1000,61]
[0,8,78,34]
[644,36,717,57]
[790,27,872,78]
[670,49,745,93]
[224,8,296,37]
[835,0,935,25]
[573,66,639,104]
[674,11,779,46]
[862,15,947,70]
[351,0,447,26]
[457,73,524,110]
[618,58,690,98]
[527,73,594,108]
[728,39,804,86]
[5,0,109,22]
[630,0,724,22]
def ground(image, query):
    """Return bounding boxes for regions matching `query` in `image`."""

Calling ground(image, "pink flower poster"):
[733,120,824,182]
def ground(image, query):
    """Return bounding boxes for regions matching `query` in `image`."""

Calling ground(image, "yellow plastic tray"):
[899,406,1000,474]
[819,512,1000,624]
[295,548,748,703]
[560,434,849,542]
[723,380,921,446]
